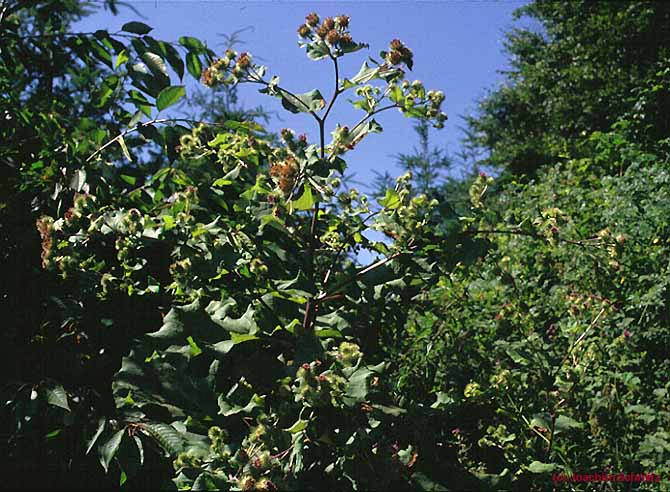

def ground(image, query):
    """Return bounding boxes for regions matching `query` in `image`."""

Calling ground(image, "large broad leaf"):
[207,301,259,335]
[343,362,385,406]
[278,89,325,114]
[113,299,262,421]
[341,61,381,90]
[156,85,185,111]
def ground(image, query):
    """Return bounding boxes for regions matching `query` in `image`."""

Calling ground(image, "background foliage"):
[1,1,669,491]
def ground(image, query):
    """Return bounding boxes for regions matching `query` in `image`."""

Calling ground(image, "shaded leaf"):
[99,429,125,473]
[122,21,153,35]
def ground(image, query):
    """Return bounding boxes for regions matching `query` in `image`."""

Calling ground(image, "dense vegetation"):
[1,1,669,490]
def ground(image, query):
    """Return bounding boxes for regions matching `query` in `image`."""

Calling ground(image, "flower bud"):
[238,475,256,491]
[256,478,278,492]
[336,15,349,28]
[298,24,311,38]
[326,29,340,45]
[305,12,320,27]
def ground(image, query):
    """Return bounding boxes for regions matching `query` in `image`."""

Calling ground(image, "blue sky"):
[77,0,530,189]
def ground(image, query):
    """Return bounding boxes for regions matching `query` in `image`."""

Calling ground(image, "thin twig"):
[86,118,224,162]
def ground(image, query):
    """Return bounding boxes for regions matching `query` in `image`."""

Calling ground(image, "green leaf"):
[341,61,380,90]
[162,42,185,79]
[156,85,185,111]
[411,472,449,491]
[218,393,265,417]
[371,404,406,416]
[45,429,61,439]
[212,333,259,355]
[115,49,129,69]
[279,89,325,114]
[378,189,401,209]
[186,52,203,80]
[305,42,330,61]
[141,51,169,81]
[128,109,143,128]
[45,383,70,411]
[554,415,584,432]
[292,185,314,211]
[99,429,125,472]
[122,21,153,35]
[117,136,132,161]
[192,473,219,491]
[179,36,205,51]
[186,336,203,357]
[142,423,184,456]
[120,174,136,185]
[284,419,308,433]
[87,418,107,455]
[117,432,143,478]
[527,461,558,473]
[208,302,259,335]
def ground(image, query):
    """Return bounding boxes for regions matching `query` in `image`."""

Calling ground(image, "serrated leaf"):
[142,423,184,456]
[156,85,185,111]
[122,21,153,35]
